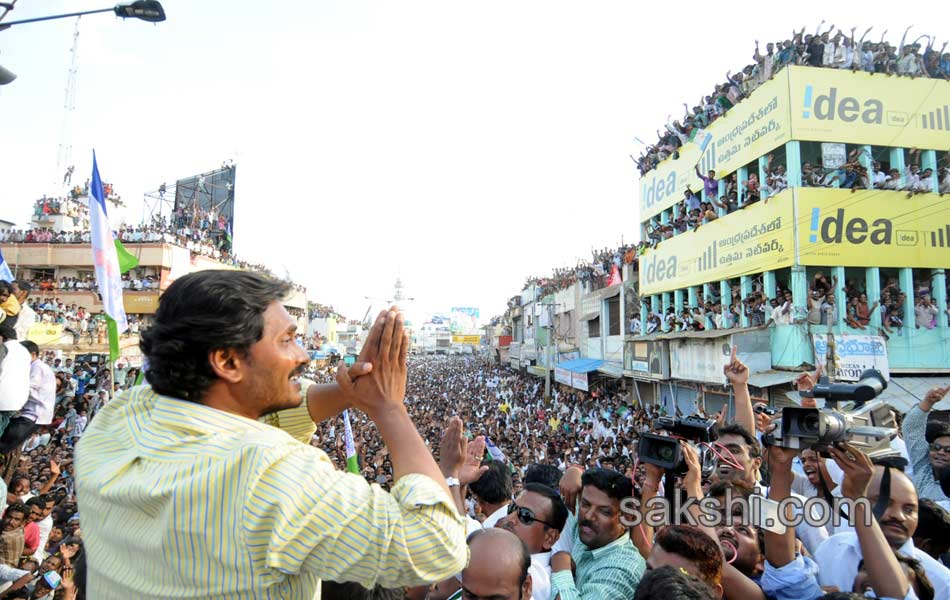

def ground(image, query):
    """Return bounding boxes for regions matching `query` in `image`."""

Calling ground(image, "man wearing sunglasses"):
[497,483,568,600]
[902,385,950,509]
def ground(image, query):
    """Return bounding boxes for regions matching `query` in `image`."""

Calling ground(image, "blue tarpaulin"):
[557,358,605,373]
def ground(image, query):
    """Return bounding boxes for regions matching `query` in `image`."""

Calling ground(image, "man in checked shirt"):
[76,270,468,599]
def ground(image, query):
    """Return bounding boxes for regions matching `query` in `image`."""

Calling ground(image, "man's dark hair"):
[654,525,724,587]
[634,566,716,600]
[319,581,406,600]
[20,340,39,356]
[466,528,531,588]
[523,482,568,532]
[0,323,16,342]
[856,554,935,600]
[13,280,31,294]
[581,468,633,502]
[469,461,512,505]
[4,502,27,520]
[716,423,761,457]
[140,270,291,402]
[524,464,561,489]
[916,498,950,556]
[25,497,45,511]
[925,419,950,445]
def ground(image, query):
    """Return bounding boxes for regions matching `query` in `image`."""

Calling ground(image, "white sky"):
[1,1,944,321]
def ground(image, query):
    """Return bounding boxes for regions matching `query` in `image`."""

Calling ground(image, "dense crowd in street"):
[636,25,950,176]
[3,268,949,600]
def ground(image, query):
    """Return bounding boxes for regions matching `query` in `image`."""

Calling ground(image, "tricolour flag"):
[0,248,13,282]
[89,151,129,363]
[342,409,360,474]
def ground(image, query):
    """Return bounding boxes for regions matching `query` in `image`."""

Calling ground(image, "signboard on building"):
[670,338,732,384]
[25,323,66,345]
[788,65,950,150]
[639,72,792,221]
[812,334,890,382]
[572,371,590,392]
[821,143,848,169]
[639,198,794,295]
[450,307,480,333]
[452,335,482,345]
[797,189,950,269]
[554,366,572,386]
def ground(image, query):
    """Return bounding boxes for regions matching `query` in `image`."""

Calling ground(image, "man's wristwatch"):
[445,476,460,488]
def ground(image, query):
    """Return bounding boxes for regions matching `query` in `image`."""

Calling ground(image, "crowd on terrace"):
[635,24,950,176]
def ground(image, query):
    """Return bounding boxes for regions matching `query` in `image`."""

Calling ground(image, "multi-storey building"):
[629,65,950,414]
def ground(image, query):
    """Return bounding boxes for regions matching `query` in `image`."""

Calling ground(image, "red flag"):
[606,264,622,286]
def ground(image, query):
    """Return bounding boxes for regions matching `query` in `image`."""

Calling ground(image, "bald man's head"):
[867,465,918,549]
[462,528,532,600]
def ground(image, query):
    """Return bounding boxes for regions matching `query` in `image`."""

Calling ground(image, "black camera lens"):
[657,445,675,461]
[800,412,820,434]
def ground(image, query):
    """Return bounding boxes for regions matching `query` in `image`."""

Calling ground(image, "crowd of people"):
[520,242,651,301]
[635,24,950,176]
[2,269,948,600]
[309,351,950,600]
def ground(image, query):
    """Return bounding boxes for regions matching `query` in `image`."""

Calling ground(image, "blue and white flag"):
[0,248,13,282]
[89,151,129,338]
[485,437,506,463]
[693,129,713,153]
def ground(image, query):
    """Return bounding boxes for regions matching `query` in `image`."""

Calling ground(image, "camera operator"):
[638,442,766,600]
[901,385,950,508]
[761,442,921,600]
[721,349,830,555]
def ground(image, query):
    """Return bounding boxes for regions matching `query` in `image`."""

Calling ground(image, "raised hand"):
[340,309,409,418]
[828,442,874,500]
[723,345,749,385]
[921,385,950,412]
[439,417,466,477]
[459,435,489,485]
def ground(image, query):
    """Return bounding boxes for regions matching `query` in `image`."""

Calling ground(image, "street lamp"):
[0,1,166,28]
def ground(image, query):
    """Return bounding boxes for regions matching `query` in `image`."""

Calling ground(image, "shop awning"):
[557,358,604,373]
[747,370,800,389]
[876,376,950,413]
[527,365,549,377]
[597,362,624,378]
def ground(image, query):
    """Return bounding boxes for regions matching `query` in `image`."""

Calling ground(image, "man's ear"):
[208,348,245,384]
[522,573,532,600]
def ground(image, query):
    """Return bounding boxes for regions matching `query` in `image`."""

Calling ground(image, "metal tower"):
[393,278,405,303]
[56,18,81,186]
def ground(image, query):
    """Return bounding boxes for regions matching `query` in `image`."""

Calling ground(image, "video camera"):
[638,416,718,477]
[762,369,898,457]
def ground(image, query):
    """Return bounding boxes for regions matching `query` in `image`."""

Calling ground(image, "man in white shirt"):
[11,282,36,343]
[0,340,56,453]
[814,465,950,598]
[0,324,31,437]
[496,483,567,600]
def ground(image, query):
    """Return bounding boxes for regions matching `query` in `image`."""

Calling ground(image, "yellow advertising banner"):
[788,66,950,150]
[797,188,950,268]
[639,72,793,221]
[26,323,66,345]
[452,335,482,345]
[123,292,161,314]
[638,193,795,295]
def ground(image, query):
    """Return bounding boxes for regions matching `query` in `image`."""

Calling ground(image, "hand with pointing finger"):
[921,385,950,412]
[723,345,749,385]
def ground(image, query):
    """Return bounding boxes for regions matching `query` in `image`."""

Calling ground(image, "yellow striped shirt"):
[75,383,468,599]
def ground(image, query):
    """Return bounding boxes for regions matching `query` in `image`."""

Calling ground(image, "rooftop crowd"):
[1,270,948,599]
[636,24,950,176]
